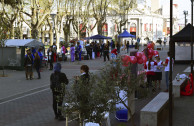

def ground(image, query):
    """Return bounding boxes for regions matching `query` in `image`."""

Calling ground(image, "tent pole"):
[169,0,173,126]
[191,0,193,75]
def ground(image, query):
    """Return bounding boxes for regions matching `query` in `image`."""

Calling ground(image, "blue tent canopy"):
[84,34,112,40]
[118,30,136,38]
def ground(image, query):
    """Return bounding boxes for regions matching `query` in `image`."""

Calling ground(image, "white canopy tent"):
[5,39,44,48]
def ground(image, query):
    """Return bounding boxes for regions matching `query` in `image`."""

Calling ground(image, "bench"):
[140,92,169,126]
[173,78,187,97]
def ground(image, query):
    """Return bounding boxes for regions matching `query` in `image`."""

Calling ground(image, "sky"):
[159,0,192,24]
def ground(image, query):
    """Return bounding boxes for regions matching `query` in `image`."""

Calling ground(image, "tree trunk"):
[31,27,39,39]
[10,24,14,39]
[64,24,70,43]
[55,32,60,53]
[41,30,45,44]
[49,30,53,46]
[127,106,135,126]
[97,22,102,35]
[19,30,23,39]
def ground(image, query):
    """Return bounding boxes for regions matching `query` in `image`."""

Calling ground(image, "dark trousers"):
[104,51,109,61]
[127,47,129,53]
[25,66,33,79]
[89,51,92,59]
[52,93,63,117]
[62,53,65,62]
[100,50,104,57]
[49,60,53,70]
[147,74,153,88]
[35,66,41,78]
[79,52,82,61]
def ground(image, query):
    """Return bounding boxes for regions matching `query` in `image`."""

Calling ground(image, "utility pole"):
[183,10,188,26]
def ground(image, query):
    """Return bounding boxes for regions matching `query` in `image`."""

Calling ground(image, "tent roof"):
[172,23,194,42]
[5,39,44,48]
[84,35,112,40]
[118,30,136,38]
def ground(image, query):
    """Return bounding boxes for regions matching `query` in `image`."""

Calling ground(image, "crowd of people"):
[24,47,44,80]
[23,38,141,80]
[144,51,172,92]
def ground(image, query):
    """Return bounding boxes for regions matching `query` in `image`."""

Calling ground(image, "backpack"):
[65,48,68,53]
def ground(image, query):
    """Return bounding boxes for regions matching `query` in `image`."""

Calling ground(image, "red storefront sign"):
[130,27,136,32]
[80,24,86,33]
[167,27,170,34]
[102,23,108,32]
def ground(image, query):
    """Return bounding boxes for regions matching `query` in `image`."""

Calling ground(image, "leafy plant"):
[62,56,149,126]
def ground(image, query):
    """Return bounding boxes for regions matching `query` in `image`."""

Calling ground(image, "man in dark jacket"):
[50,63,69,120]
[104,43,110,61]
[24,50,33,80]
[100,42,104,57]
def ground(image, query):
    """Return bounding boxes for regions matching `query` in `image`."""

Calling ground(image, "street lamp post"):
[183,10,188,26]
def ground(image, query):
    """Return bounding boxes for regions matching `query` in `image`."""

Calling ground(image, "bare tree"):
[0,0,21,39]
[110,0,137,34]
[20,0,53,39]
[91,0,110,35]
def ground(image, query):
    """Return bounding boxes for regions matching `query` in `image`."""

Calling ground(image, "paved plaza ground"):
[0,45,193,126]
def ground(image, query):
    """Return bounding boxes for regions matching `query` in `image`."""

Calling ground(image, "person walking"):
[24,50,33,80]
[126,41,129,53]
[61,44,66,62]
[89,43,93,59]
[163,37,167,47]
[163,52,173,92]
[116,42,120,53]
[100,42,104,57]
[52,42,57,62]
[144,57,157,89]
[48,46,54,70]
[38,48,43,68]
[104,43,110,62]
[50,63,69,120]
[77,42,82,61]
[85,41,90,59]
[154,55,163,90]
[34,52,41,79]
[70,44,75,62]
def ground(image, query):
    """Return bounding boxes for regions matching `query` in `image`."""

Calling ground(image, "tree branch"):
[19,12,32,29]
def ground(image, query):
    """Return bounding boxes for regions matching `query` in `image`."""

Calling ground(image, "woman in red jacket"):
[144,57,157,89]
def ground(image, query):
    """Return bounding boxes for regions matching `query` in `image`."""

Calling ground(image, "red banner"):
[102,23,108,32]
[80,24,86,33]
[130,27,136,32]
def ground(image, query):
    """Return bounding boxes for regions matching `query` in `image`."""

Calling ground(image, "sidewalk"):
[0,45,193,126]
[0,57,105,103]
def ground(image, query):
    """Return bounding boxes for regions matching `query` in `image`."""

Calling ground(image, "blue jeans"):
[165,71,169,90]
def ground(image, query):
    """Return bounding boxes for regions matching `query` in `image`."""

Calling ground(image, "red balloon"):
[148,54,153,59]
[135,52,142,59]
[121,55,131,67]
[142,55,147,63]
[147,43,152,49]
[137,58,143,64]
[153,50,159,56]
[130,56,137,64]
[148,48,154,55]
